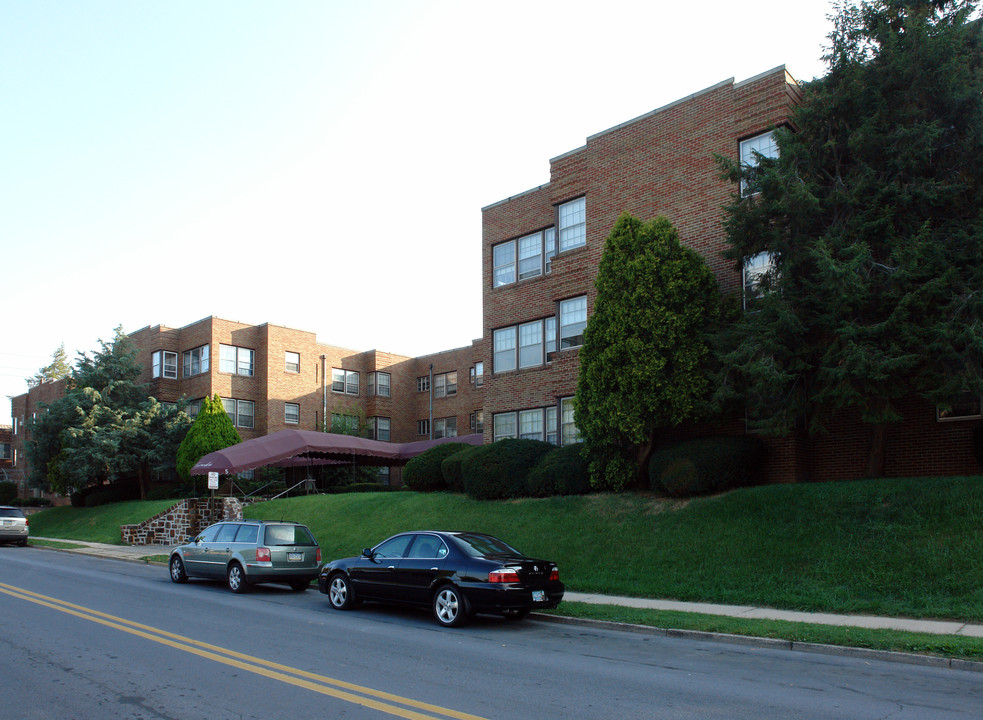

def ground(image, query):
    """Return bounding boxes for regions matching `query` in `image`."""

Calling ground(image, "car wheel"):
[290,580,310,592]
[227,562,248,593]
[327,573,355,610]
[169,555,188,584]
[433,585,470,628]
[502,608,530,621]
[19,538,28,547]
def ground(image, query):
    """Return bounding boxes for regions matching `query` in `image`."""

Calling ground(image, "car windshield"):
[0,508,25,518]
[264,524,316,546]
[451,533,521,558]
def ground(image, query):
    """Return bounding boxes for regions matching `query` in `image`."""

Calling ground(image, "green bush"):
[527,444,592,497]
[403,443,471,492]
[441,445,482,492]
[649,436,765,497]
[71,481,141,507]
[325,482,401,494]
[461,439,555,500]
[0,482,16,504]
[11,497,52,506]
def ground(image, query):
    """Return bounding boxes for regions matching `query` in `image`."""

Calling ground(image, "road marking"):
[0,582,487,720]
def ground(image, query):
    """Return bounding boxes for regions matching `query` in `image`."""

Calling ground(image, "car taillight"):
[549,567,559,582]
[256,547,271,562]
[316,548,321,563]
[489,568,520,583]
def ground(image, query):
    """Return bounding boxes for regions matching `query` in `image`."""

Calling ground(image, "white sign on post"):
[207,472,219,490]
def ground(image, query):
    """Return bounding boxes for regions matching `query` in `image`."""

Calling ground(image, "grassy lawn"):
[25,476,983,632]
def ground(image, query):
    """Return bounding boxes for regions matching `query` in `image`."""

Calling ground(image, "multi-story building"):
[10,66,981,487]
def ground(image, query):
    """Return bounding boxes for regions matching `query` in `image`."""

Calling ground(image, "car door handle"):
[388,565,396,570]
[430,567,438,571]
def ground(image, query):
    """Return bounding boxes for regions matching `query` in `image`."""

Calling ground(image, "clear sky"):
[0,0,836,424]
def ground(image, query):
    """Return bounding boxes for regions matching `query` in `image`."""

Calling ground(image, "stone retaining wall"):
[120,498,243,545]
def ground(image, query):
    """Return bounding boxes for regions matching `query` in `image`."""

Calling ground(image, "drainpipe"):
[429,363,434,440]
[321,354,327,432]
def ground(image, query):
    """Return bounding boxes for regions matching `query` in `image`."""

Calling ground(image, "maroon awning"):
[189,430,483,475]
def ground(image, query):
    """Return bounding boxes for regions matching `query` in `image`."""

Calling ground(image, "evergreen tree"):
[176,395,242,482]
[29,343,71,387]
[576,214,720,490]
[716,0,983,476]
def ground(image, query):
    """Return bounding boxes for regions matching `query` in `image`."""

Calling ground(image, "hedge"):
[527,444,592,497]
[649,435,765,498]
[460,439,555,500]
[403,443,473,492]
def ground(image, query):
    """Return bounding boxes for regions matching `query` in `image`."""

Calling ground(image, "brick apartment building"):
[8,66,981,488]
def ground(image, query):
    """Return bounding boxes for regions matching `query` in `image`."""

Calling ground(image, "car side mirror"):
[361,547,373,558]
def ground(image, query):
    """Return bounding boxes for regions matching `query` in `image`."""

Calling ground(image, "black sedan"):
[318,531,564,627]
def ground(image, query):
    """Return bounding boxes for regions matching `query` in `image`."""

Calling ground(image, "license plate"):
[287,552,303,562]
[532,590,546,603]
[1,520,10,526]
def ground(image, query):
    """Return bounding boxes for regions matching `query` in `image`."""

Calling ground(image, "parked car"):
[318,531,564,627]
[0,506,29,546]
[169,520,321,593]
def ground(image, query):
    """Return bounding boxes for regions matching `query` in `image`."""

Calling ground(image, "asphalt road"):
[1,546,980,720]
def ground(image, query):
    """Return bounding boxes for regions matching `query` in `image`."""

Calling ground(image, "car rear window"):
[0,508,25,518]
[264,524,316,546]
[452,533,521,558]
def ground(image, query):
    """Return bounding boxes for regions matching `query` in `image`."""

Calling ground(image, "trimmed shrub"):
[11,497,52,506]
[528,444,592,497]
[0,482,16,504]
[649,436,765,498]
[71,481,140,507]
[440,445,483,492]
[325,482,402,494]
[403,443,471,492]
[461,439,555,500]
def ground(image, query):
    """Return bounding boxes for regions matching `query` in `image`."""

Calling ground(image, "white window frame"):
[368,372,391,398]
[433,416,457,439]
[560,397,581,445]
[222,398,255,429]
[370,416,391,442]
[285,351,300,374]
[417,376,430,393]
[332,368,359,395]
[493,412,517,441]
[740,131,778,197]
[219,345,253,376]
[558,197,586,251]
[284,402,300,425]
[559,296,587,349]
[417,419,430,436]
[519,320,544,369]
[519,408,544,440]
[182,345,209,378]
[494,327,517,373]
[937,392,983,421]
[492,227,557,288]
[743,251,778,310]
[152,350,178,380]
[493,241,516,287]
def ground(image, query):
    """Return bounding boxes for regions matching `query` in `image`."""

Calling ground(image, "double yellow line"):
[0,582,487,720]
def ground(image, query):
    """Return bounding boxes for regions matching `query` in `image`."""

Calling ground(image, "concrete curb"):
[532,613,983,673]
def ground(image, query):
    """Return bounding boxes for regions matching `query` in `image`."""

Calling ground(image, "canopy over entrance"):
[189,429,483,476]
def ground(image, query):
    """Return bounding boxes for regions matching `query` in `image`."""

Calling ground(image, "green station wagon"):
[168,520,321,593]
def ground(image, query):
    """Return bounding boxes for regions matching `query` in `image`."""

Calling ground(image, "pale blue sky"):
[1,0,835,423]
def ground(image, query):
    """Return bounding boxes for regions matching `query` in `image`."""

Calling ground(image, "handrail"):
[268,477,318,501]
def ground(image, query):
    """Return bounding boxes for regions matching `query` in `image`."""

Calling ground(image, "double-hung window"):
[417,419,430,436]
[493,242,516,287]
[285,352,300,374]
[519,409,544,440]
[517,232,543,280]
[332,369,359,395]
[559,296,587,348]
[284,402,300,425]
[558,197,586,251]
[493,327,517,373]
[433,371,458,399]
[417,376,430,393]
[183,345,209,377]
[434,416,457,439]
[152,351,178,379]
[740,131,778,197]
[369,417,391,441]
[519,321,543,368]
[492,227,558,287]
[368,372,391,397]
[219,345,253,376]
[222,398,255,429]
[560,397,581,445]
[743,251,778,309]
[493,412,517,441]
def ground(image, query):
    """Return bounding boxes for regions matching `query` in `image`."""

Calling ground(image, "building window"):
[181,345,209,377]
[492,227,558,288]
[558,197,586,251]
[330,413,359,434]
[187,398,203,419]
[417,376,430,393]
[937,392,983,421]
[285,402,300,425]
[743,251,778,309]
[285,352,300,374]
[222,398,254,429]
[369,417,391,442]
[332,368,359,395]
[494,327,517,373]
[493,412,517,441]
[368,372,391,397]
[219,345,253,376]
[0,443,10,460]
[152,351,178,379]
[418,419,430,436]
[434,416,457,439]
[433,371,457,399]
[559,296,587,349]
[493,241,516,287]
[560,397,581,445]
[470,362,484,387]
[519,321,544,369]
[519,409,544,440]
[740,131,778,196]
[377,466,391,485]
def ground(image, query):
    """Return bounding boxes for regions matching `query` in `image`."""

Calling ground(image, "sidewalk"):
[31,536,983,639]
